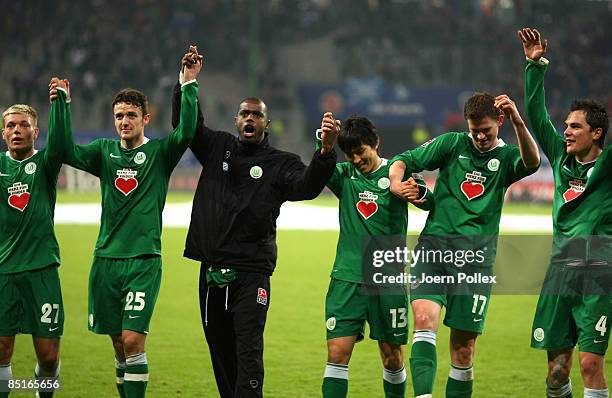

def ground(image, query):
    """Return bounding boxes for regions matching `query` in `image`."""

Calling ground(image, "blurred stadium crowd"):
[1,0,610,199]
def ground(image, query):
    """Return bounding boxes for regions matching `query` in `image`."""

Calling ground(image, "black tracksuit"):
[172,84,336,397]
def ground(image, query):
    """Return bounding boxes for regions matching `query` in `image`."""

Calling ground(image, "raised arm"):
[171,46,218,166]
[285,113,339,201]
[48,78,102,176]
[46,77,72,171]
[518,27,565,160]
[281,149,338,201]
[164,45,202,170]
[494,94,540,170]
[315,112,343,196]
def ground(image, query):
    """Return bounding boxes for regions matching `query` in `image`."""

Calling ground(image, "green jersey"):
[65,82,198,258]
[328,159,428,283]
[0,89,70,274]
[394,132,536,239]
[525,60,612,263]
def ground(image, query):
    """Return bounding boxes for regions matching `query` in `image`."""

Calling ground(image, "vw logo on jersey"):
[487,158,500,172]
[24,162,36,174]
[250,166,263,179]
[377,177,391,189]
[326,317,337,331]
[222,162,229,172]
[533,327,545,342]
[134,152,146,165]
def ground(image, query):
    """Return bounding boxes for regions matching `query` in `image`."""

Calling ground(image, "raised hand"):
[494,94,523,126]
[320,112,340,154]
[49,77,71,102]
[182,45,204,82]
[518,27,547,61]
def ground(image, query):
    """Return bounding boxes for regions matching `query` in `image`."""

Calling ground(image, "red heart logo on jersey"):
[356,201,378,219]
[563,188,582,203]
[115,177,138,196]
[8,192,30,211]
[460,181,484,200]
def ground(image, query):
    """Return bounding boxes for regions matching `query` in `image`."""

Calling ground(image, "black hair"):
[337,115,379,154]
[570,99,609,147]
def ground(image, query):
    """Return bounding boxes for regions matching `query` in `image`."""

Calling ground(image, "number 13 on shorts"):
[390,308,408,328]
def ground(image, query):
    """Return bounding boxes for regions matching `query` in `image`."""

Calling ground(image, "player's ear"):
[33,127,39,140]
[497,114,504,126]
[592,127,603,142]
[143,114,151,126]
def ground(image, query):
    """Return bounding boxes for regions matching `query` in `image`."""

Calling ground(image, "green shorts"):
[409,260,492,334]
[0,265,64,338]
[531,266,612,355]
[88,256,162,335]
[325,278,409,345]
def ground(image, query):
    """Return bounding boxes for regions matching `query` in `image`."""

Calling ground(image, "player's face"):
[235,101,269,144]
[344,143,380,174]
[467,116,501,152]
[564,110,600,156]
[113,102,149,146]
[2,113,38,159]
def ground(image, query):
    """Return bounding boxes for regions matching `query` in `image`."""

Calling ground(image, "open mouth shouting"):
[243,124,256,138]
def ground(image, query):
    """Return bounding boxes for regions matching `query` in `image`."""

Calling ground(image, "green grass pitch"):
[9,226,607,397]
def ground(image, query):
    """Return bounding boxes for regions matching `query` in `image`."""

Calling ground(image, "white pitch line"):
[54,203,552,232]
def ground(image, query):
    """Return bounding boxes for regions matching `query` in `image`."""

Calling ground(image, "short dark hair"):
[238,97,268,118]
[338,115,379,154]
[570,99,609,147]
[112,89,148,115]
[464,92,502,121]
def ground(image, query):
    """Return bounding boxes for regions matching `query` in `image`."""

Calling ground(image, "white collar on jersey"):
[370,158,387,174]
[5,149,38,162]
[121,136,150,150]
[575,157,598,165]
[469,137,506,153]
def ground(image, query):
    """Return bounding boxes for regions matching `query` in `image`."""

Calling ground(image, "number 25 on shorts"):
[125,291,146,311]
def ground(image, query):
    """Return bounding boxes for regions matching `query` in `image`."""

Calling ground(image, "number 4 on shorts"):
[595,315,607,337]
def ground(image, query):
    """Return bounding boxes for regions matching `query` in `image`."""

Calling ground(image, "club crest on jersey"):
[377,177,391,189]
[356,191,379,220]
[115,169,138,196]
[24,162,37,175]
[257,288,268,306]
[460,171,486,200]
[563,179,585,203]
[7,182,30,211]
[134,151,146,165]
[250,166,263,179]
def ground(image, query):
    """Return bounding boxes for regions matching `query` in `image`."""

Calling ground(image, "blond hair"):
[2,104,38,129]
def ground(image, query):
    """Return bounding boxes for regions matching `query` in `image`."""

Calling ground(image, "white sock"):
[324,363,348,380]
[547,379,572,398]
[584,387,609,398]
[35,360,60,377]
[413,330,437,346]
[115,357,126,385]
[0,363,11,394]
[449,364,474,381]
[383,366,406,384]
